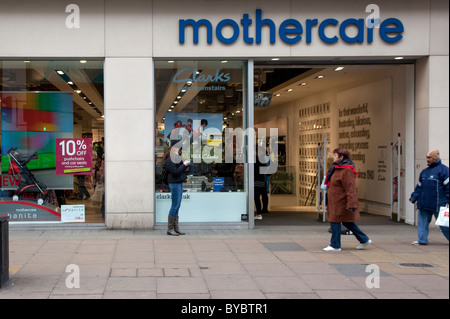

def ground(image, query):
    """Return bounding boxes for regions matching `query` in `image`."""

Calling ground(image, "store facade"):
[0,0,448,229]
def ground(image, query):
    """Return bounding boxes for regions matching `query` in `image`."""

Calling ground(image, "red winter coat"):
[327,167,360,223]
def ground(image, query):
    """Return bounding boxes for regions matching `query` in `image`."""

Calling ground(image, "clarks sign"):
[179,8,404,45]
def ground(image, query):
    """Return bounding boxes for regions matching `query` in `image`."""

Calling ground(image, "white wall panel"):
[0,0,104,57]
[105,0,153,57]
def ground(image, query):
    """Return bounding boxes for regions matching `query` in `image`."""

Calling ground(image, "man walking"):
[409,149,449,244]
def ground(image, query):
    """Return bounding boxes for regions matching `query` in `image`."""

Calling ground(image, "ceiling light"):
[316,75,324,79]
[286,89,293,92]
[24,60,31,63]
[56,70,65,75]
[168,61,175,63]
[299,82,307,86]
[395,56,404,60]
[68,81,74,85]
[275,94,281,97]
[334,67,344,71]
[221,60,228,63]
[271,58,280,61]
[75,90,81,94]
[80,60,87,63]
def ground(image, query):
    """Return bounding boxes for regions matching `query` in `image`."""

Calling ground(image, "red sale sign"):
[55,138,93,175]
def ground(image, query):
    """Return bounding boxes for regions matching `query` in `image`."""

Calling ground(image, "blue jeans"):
[417,209,450,244]
[168,183,183,217]
[329,222,370,249]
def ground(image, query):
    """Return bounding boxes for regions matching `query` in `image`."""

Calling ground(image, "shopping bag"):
[435,205,449,227]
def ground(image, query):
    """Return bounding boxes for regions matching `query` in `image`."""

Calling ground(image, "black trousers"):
[254,187,268,214]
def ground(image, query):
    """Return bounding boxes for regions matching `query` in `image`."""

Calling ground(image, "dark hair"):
[201,119,208,126]
[333,148,350,159]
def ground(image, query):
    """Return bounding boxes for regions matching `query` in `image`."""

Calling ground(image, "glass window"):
[0,60,104,223]
[154,60,248,223]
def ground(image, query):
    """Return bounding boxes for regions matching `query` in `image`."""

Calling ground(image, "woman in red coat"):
[323,148,372,251]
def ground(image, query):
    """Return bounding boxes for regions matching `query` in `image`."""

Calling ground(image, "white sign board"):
[61,205,85,223]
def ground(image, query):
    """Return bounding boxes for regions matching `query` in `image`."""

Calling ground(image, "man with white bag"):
[409,149,449,244]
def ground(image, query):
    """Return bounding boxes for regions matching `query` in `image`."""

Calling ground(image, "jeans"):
[329,222,370,249]
[417,209,450,244]
[168,183,183,217]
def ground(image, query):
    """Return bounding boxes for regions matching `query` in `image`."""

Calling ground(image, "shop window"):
[0,60,104,223]
[154,61,248,223]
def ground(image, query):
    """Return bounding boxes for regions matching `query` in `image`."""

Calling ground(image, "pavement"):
[0,218,448,300]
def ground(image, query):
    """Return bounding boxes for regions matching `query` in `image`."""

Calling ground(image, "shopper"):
[254,144,269,220]
[165,141,190,236]
[77,175,91,200]
[409,149,449,244]
[323,148,371,251]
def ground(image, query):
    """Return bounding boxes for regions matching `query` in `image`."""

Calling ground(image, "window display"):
[154,60,248,223]
[0,60,104,223]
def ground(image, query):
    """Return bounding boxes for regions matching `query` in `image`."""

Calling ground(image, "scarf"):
[324,158,358,188]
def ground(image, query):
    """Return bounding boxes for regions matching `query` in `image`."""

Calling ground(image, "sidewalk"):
[0,221,448,299]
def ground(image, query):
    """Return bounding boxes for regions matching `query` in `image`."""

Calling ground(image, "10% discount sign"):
[55,138,93,175]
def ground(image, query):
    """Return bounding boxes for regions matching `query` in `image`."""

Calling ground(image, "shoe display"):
[356,239,372,250]
[323,246,341,252]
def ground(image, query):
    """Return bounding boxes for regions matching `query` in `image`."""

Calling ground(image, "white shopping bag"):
[435,205,449,227]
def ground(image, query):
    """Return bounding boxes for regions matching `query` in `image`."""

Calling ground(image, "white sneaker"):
[356,239,372,250]
[323,246,342,252]
[254,215,263,220]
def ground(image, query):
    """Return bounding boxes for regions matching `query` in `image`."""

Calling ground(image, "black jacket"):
[165,153,188,184]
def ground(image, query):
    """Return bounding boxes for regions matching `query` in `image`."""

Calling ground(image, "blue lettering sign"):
[173,67,231,83]
[179,9,404,45]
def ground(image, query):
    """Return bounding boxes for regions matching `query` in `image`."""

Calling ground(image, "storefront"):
[0,0,448,229]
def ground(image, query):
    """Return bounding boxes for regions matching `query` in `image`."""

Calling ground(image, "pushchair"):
[6,147,48,205]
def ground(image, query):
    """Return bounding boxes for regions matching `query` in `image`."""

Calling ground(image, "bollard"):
[0,215,9,288]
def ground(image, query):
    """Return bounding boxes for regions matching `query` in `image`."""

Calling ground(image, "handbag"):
[435,205,449,227]
[160,165,169,186]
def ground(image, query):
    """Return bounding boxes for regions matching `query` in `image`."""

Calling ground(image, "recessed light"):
[395,56,404,60]
[271,58,280,61]
[275,94,281,97]
[286,89,293,92]
[75,90,81,94]
[316,75,324,79]
[299,82,307,86]
[24,60,31,63]
[168,61,175,63]
[334,67,344,71]
[56,70,65,75]
[67,81,73,85]
[80,60,87,63]
[221,60,228,63]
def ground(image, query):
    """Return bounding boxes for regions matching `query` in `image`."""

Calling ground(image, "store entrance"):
[252,61,413,226]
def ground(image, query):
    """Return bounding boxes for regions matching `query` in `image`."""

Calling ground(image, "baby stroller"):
[6,147,48,205]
